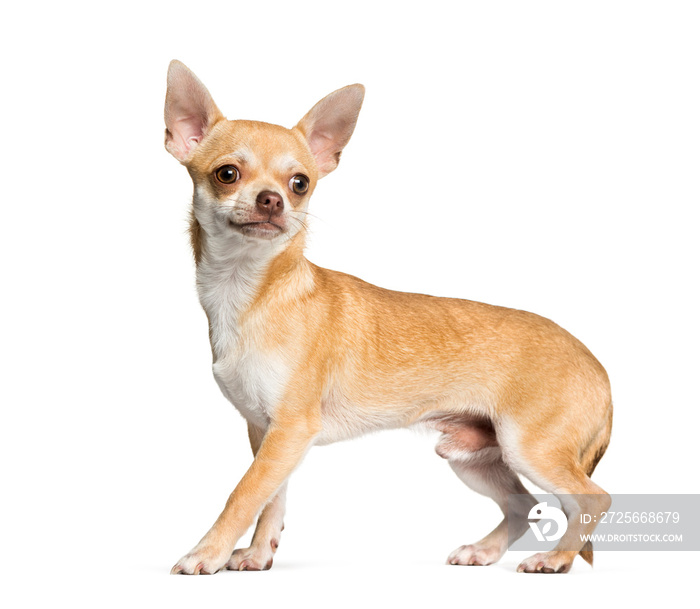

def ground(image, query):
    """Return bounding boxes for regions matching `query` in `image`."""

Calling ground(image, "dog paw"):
[516,551,574,574]
[447,543,504,566]
[171,544,231,575]
[226,539,278,571]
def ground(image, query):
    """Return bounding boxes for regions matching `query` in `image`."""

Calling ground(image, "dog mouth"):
[229,219,284,237]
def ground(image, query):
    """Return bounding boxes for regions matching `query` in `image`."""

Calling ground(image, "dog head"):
[164,60,364,245]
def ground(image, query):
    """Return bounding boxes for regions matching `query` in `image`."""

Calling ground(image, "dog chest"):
[196,240,292,428]
[212,348,289,429]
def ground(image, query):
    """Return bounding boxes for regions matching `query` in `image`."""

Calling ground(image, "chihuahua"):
[165,60,612,575]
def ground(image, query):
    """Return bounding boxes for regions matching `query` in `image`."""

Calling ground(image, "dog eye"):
[290,174,309,195]
[215,165,239,184]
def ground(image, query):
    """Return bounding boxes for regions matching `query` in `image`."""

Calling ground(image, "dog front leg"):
[171,419,319,575]
[227,423,287,571]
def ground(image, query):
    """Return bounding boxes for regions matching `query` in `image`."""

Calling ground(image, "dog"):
[164,60,612,575]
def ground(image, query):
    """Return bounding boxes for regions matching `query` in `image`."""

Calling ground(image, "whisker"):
[292,210,321,222]
[290,216,310,232]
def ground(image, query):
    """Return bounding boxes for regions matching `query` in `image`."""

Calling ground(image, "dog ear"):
[295,84,364,178]
[164,60,224,163]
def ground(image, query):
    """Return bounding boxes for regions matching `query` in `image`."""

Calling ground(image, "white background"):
[2,1,698,607]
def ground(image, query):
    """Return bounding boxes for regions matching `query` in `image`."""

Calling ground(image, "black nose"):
[256,190,284,217]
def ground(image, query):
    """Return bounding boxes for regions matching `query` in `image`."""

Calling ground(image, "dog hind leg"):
[433,419,537,566]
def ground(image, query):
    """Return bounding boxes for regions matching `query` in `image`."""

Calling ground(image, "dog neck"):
[191,212,313,359]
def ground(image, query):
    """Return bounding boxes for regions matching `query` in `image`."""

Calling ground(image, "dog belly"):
[316,383,490,445]
[317,391,401,444]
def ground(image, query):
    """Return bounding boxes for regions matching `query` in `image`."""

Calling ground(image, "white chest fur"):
[196,238,289,430]
[211,350,288,430]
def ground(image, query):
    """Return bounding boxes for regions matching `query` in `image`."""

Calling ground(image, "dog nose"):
[256,190,284,216]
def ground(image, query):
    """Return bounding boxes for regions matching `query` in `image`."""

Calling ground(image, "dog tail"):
[579,541,594,566]
[578,402,613,567]
[582,402,613,478]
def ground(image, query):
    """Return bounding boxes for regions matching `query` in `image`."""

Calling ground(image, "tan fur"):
[165,60,612,575]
